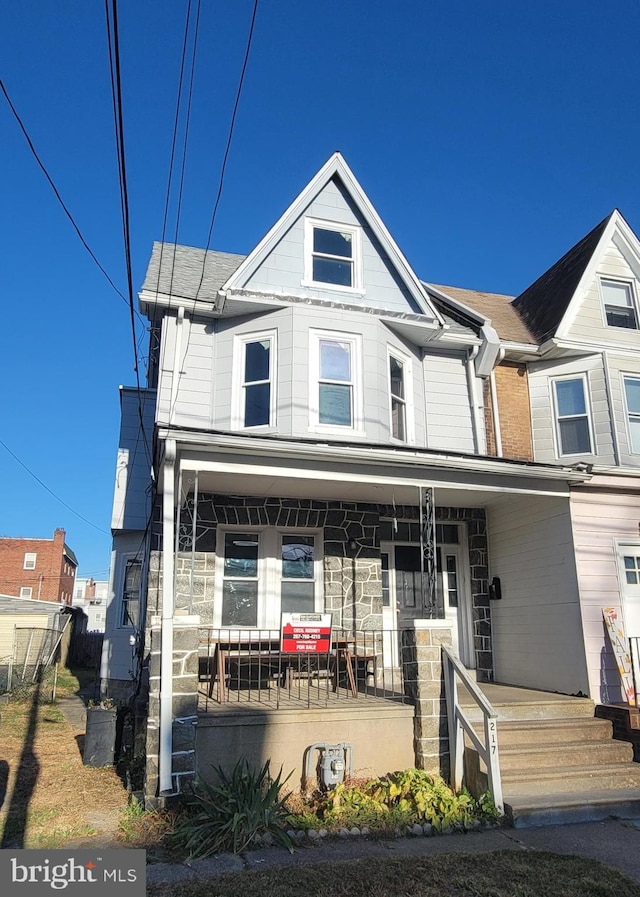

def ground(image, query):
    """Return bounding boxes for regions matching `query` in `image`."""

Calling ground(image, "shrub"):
[171,759,294,857]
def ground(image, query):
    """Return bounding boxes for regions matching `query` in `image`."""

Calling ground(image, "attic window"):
[601,279,638,329]
[304,219,361,291]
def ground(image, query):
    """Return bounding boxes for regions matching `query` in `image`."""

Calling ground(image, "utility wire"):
[0,75,145,330]
[195,0,259,301]
[0,438,110,535]
[105,0,152,467]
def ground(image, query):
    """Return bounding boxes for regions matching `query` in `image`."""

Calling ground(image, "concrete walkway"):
[146,817,640,887]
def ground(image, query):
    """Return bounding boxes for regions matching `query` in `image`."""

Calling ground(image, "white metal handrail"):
[442,644,503,814]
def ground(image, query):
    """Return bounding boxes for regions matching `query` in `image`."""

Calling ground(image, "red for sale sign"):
[280,613,332,653]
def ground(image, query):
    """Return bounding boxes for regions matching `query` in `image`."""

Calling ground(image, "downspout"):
[601,351,620,466]
[465,347,482,454]
[159,438,177,795]
[489,348,506,458]
[169,307,185,426]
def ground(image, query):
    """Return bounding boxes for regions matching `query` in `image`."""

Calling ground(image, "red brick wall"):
[484,362,534,462]
[0,528,76,604]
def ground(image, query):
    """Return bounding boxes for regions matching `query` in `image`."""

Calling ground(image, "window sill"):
[301,279,365,297]
[307,425,367,439]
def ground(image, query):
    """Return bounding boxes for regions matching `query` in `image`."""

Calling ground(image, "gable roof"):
[220,152,444,326]
[511,213,614,343]
[428,284,537,345]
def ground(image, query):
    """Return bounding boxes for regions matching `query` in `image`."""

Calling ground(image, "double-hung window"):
[217,529,321,628]
[234,331,276,428]
[310,330,362,431]
[24,552,36,570]
[304,219,361,291]
[552,376,593,455]
[601,279,638,330]
[388,350,413,442]
[20,587,33,599]
[623,376,640,454]
[121,559,142,627]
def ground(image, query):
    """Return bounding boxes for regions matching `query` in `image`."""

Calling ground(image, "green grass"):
[147,851,640,897]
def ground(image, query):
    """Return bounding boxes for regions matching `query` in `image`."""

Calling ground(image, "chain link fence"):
[0,619,71,702]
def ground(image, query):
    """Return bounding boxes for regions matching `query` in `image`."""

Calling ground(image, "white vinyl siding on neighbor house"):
[488,493,588,696]
[563,243,640,348]
[156,314,216,429]
[529,357,615,465]
[569,480,640,703]
[240,178,422,314]
[422,353,477,453]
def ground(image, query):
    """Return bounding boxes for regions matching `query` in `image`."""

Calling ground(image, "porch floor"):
[462,681,591,709]
[197,681,408,714]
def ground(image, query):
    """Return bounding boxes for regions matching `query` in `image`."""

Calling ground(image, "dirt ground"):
[0,672,130,849]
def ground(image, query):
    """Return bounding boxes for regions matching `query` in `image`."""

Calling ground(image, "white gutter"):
[159,438,176,795]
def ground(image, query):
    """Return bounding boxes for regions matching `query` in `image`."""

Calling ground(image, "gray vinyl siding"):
[155,301,479,451]
[242,178,422,315]
[528,355,615,465]
[488,493,589,695]
[565,243,640,349]
[111,387,156,531]
[423,352,475,453]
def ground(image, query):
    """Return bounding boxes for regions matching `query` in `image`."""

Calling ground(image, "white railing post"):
[441,645,503,816]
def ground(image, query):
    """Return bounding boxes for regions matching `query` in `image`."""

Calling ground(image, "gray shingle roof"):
[141,243,245,303]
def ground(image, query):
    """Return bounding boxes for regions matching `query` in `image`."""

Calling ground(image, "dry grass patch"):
[0,675,129,848]
[148,851,640,897]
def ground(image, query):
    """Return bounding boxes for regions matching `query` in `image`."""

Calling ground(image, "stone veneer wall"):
[174,495,384,631]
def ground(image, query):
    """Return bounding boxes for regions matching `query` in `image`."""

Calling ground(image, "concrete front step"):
[504,787,640,828]
[463,697,596,723]
[497,717,614,747]
[499,739,633,772]
[502,762,640,794]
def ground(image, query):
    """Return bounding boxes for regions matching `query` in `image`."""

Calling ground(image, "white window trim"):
[231,329,277,430]
[20,586,33,599]
[387,346,415,445]
[302,217,363,294]
[622,373,640,455]
[550,373,595,458]
[23,552,36,570]
[599,277,639,330]
[308,328,365,436]
[214,526,323,630]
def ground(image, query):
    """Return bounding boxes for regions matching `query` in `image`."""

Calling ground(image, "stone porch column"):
[403,620,453,780]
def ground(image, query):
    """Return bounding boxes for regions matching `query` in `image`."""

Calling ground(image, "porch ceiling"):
[174,449,576,509]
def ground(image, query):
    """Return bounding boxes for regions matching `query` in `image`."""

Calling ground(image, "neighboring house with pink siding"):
[448,210,640,704]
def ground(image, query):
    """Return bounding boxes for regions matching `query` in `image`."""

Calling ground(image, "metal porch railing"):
[198,627,408,711]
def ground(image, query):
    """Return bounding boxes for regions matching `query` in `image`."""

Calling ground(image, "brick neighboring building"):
[0,528,78,604]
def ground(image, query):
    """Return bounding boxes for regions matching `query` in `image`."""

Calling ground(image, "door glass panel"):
[445,554,458,608]
[280,535,315,613]
[381,552,390,607]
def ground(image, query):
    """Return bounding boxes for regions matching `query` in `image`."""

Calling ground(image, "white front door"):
[618,543,640,637]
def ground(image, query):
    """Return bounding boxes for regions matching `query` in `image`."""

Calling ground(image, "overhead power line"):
[0,75,144,330]
[0,438,110,535]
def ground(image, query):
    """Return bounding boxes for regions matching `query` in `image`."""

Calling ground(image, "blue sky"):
[1,1,639,579]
